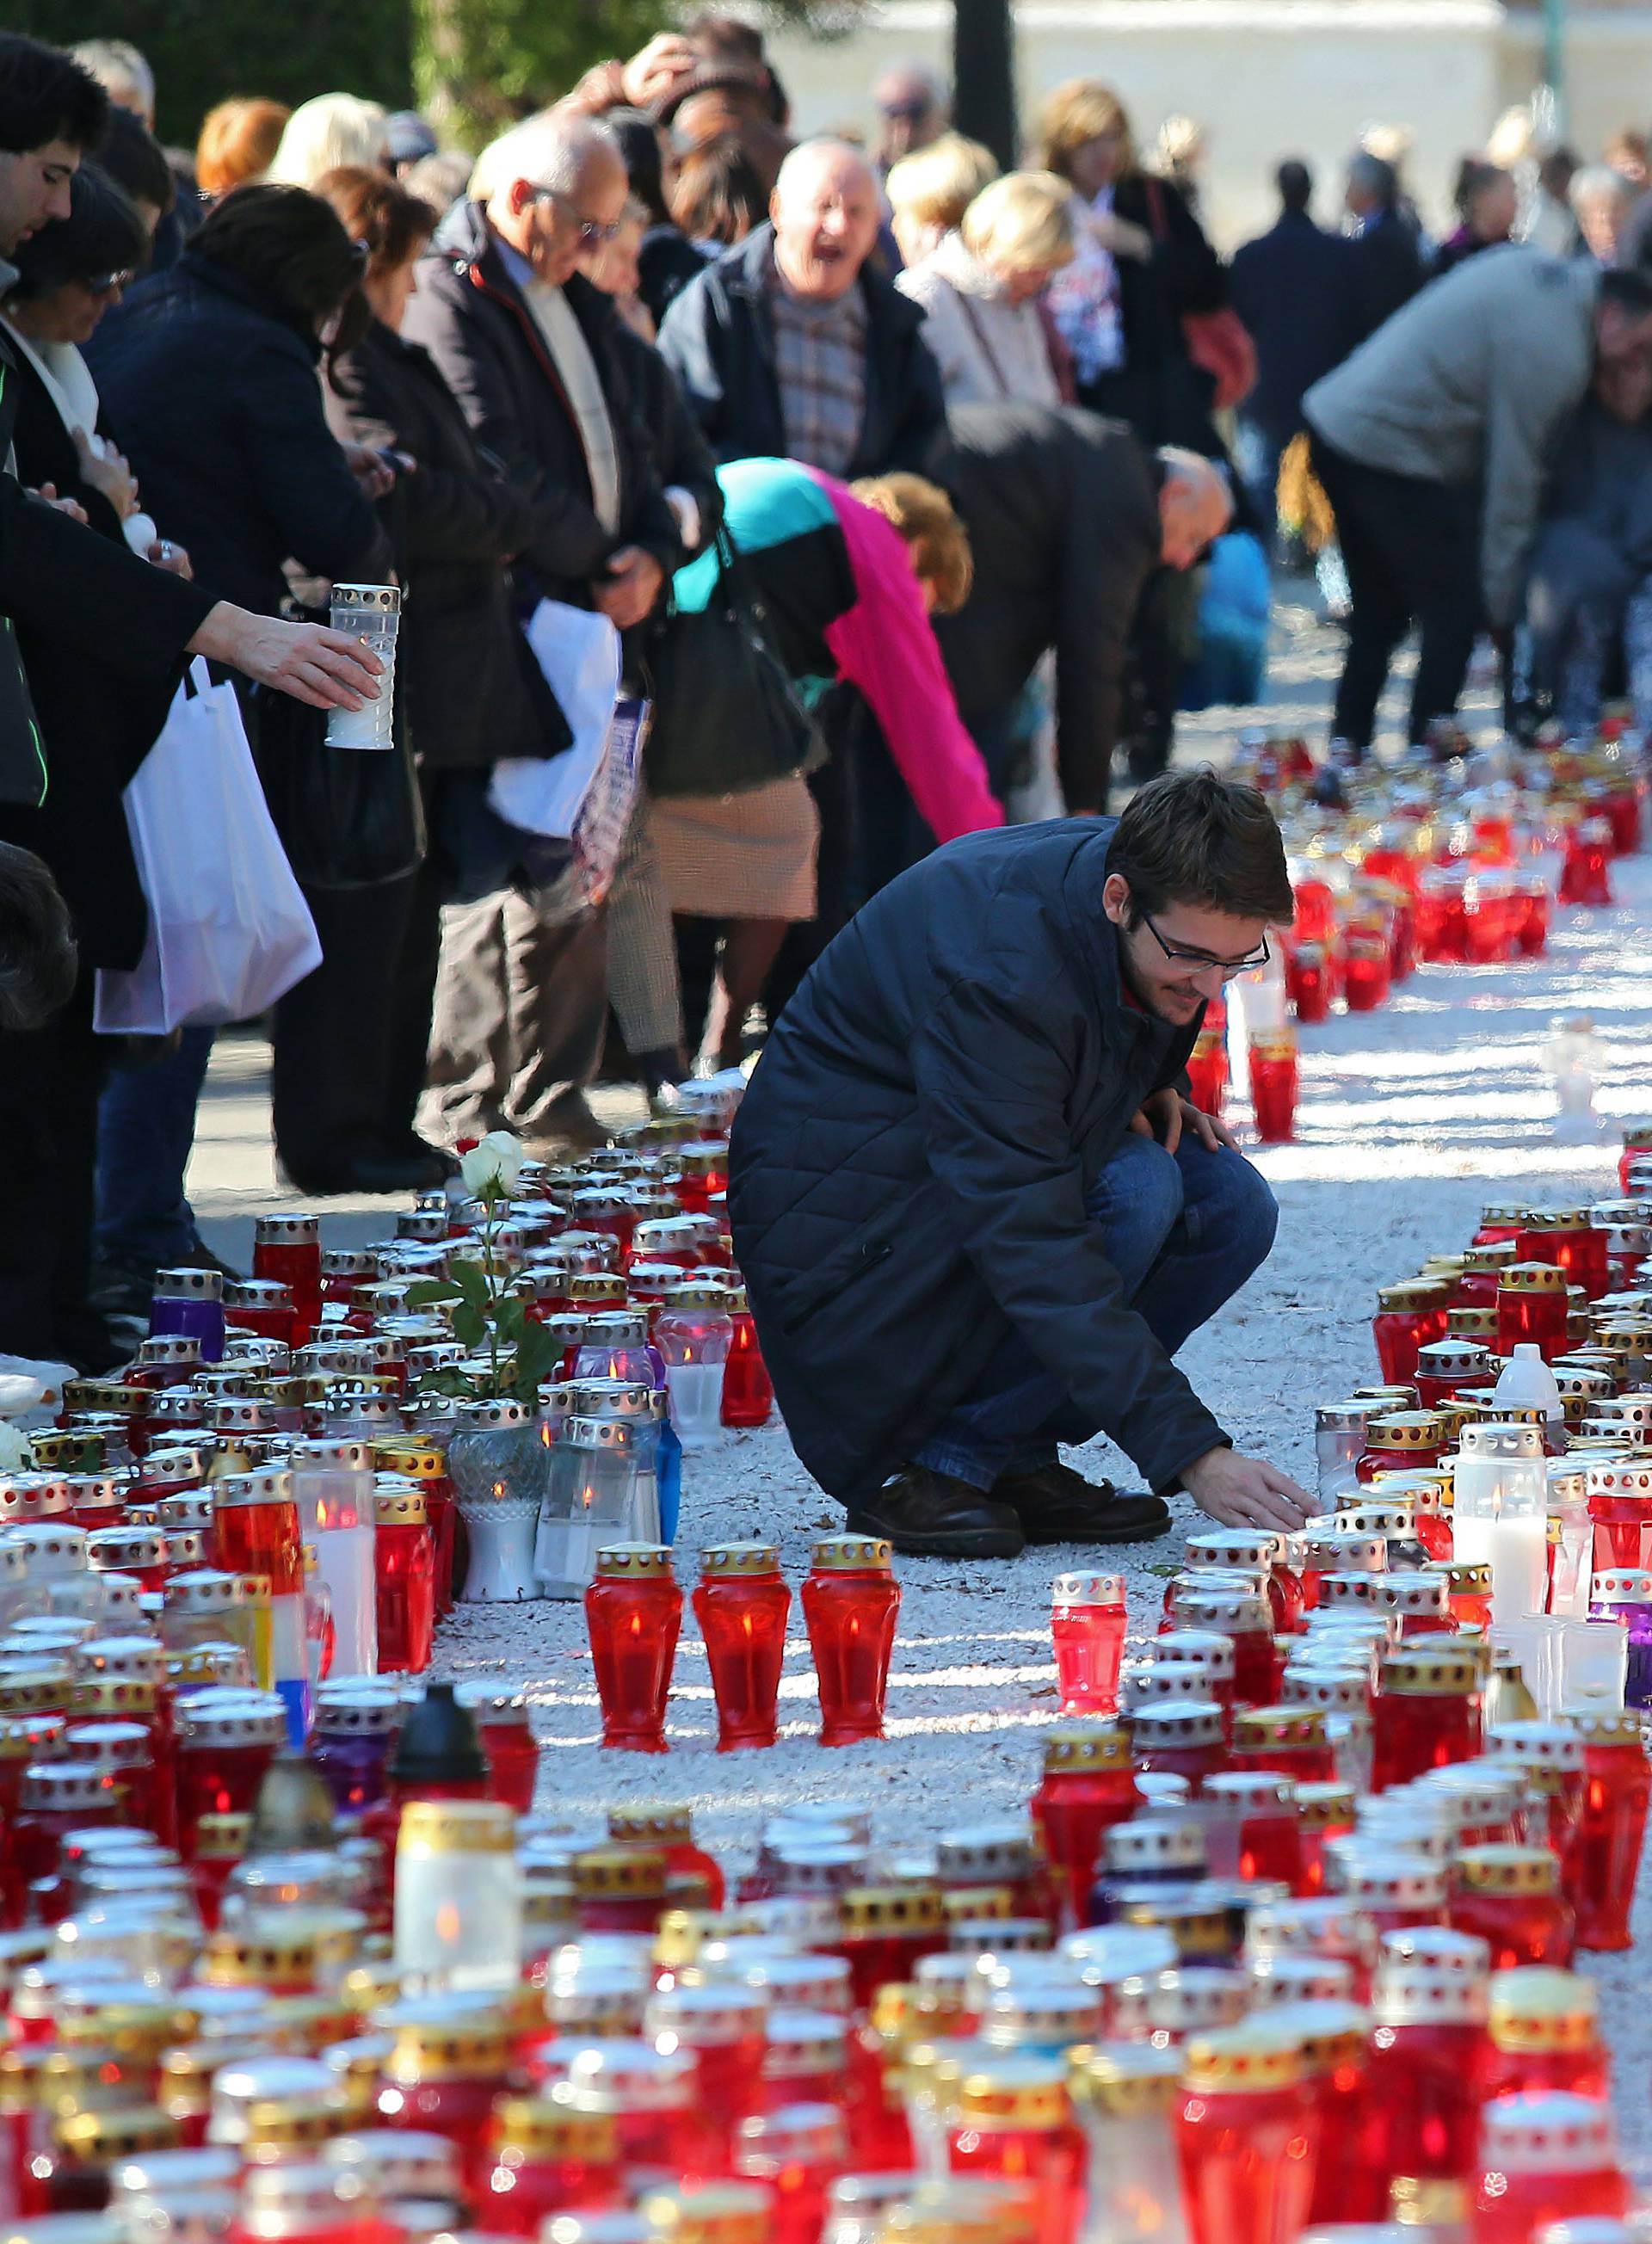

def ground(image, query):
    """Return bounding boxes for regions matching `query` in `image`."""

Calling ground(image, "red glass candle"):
[12,1760,125,1899]
[1127,1701,1229,1795]
[377,2010,514,2180]
[945,2056,1083,2244]
[1228,1706,1335,1786]
[800,1534,900,1749]
[1426,1560,1493,1632]
[1338,1853,1446,1940]
[1487,1720,1587,1883]
[608,1803,725,1910]
[720,1289,774,1429]
[1450,1845,1575,1969]
[1175,2025,1319,2244]
[1558,816,1613,905]
[1201,1770,1304,1889]
[1272,1997,1388,2225]
[1368,1950,1489,2181]
[1356,1408,1446,1483]
[479,2099,622,2234]
[1186,1026,1229,1119]
[374,1489,436,1674]
[585,1543,682,1754]
[454,1684,538,1812]
[1148,1630,1237,1718]
[1563,1705,1649,1953]
[1341,930,1391,1011]
[1373,1285,1452,1384]
[1482,1967,1608,2102]
[1185,1531,1303,1637]
[175,1689,287,1859]
[1051,1570,1126,1715]
[213,1468,303,1595]
[1248,1036,1298,1144]
[1586,1460,1652,1572]
[833,1885,947,2011]
[1496,1264,1569,1359]
[693,1541,791,1752]
[1618,1122,1652,1195]
[734,2104,845,2244]
[1166,1587,1282,1707]
[254,1214,323,1345]
[1371,1644,1483,1791]
[644,1984,769,2167]
[1473,2093,1628,2244]
[1285,940,1330,1024]
[373,1439,457,1616]
[1030,1723,1138,1928]
[1519,1210,1610,1302]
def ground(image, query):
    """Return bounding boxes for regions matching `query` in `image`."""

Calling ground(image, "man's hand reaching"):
[1182,1445,1310,1532]
[1130,1087,1238,1155]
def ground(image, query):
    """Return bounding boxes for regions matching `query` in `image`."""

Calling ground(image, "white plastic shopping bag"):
[489,599,623,841]
[93,658,321,1033]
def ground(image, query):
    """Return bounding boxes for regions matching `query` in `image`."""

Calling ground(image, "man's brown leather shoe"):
[847,1465,1026,1558]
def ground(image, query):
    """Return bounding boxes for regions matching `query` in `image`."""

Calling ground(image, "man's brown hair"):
[1109,768,1295,927]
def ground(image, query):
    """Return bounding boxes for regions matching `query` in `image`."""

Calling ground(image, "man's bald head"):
[478,113,627,287]
[770,137,880,300]
[1157,447,1234,568]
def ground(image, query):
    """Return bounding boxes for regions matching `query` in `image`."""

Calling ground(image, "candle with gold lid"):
[801,1535,900,1749]
[693,1543,790,1753]
[1175,2020,1320,2244]
[586,1544,681,1755]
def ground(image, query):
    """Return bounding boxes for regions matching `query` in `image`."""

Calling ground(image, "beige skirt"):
[650,775,820,921]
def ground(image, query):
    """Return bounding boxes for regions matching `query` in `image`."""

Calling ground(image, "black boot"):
[847,1464,1026,1558]
[994,1458,1172,1544]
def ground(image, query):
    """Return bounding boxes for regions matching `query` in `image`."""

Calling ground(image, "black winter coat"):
[610,323,724,563]
[1227,212,1353,434]
[399,200,680,605]
[86,255,391,618]
[933,405,1162,815]
[728,818,1230,1502]
[1341,211,1423,352]
[324,319,569,771]
[1075,173,1228,454]
[656,223,950,482]
[0,333,213,967]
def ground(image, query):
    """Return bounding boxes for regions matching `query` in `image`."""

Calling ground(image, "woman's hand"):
[146,538,194,579]
[71,427,140,520]
[1088,209,1153,261]
[342,442,396,502]
[28,484,88,524]
[1129,1088,1237,1154]
[594,546,664,632]
[188,603,383,711]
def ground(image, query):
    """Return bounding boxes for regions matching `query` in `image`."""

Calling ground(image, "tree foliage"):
[12,0,413,148]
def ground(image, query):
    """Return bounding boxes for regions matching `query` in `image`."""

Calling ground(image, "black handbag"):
[249,594,426,892]
[644,521,818,798]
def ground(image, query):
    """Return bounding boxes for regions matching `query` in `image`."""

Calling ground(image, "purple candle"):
[150,1267,225,1363]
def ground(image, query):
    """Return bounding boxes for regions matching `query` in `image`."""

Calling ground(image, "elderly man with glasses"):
[729,768,1311,1558]
[402,110,688,1158]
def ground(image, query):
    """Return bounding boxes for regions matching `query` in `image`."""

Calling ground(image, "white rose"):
[0,1421,31,1471]
[459,1129,526,1199]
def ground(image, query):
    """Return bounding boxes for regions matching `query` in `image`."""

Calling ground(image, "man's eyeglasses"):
[533,188,620,246]
[82,269,134,296]
[1142,911,1270,978]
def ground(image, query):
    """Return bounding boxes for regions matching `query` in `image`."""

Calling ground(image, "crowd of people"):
[2,22,1651,1380]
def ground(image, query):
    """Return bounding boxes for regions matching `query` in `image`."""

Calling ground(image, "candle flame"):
[435,1900,461,1944]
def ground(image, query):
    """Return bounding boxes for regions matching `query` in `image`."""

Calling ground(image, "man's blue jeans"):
[915,1133,1279,1492]
[93,1025,215,1270]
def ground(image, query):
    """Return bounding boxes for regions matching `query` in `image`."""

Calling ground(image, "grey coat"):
[1304,248,1600,625]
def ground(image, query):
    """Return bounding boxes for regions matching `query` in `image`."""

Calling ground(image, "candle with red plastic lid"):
[800,1533,900,1749]
[693,1542,791,1752]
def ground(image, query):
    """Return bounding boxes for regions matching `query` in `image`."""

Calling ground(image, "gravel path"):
[190,601,1652,2164]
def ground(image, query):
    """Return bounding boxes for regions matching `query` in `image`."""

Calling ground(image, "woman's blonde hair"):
[885,130,1000,233]
[851,472,973,614]
[1036,80,1137,183]
[266,94,390,190]
[961,170,1076,277]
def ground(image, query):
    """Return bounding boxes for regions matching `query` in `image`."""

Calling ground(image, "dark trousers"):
[1311,435,1483,749]
[271,872,433,1181]
[0,968,111,1366]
